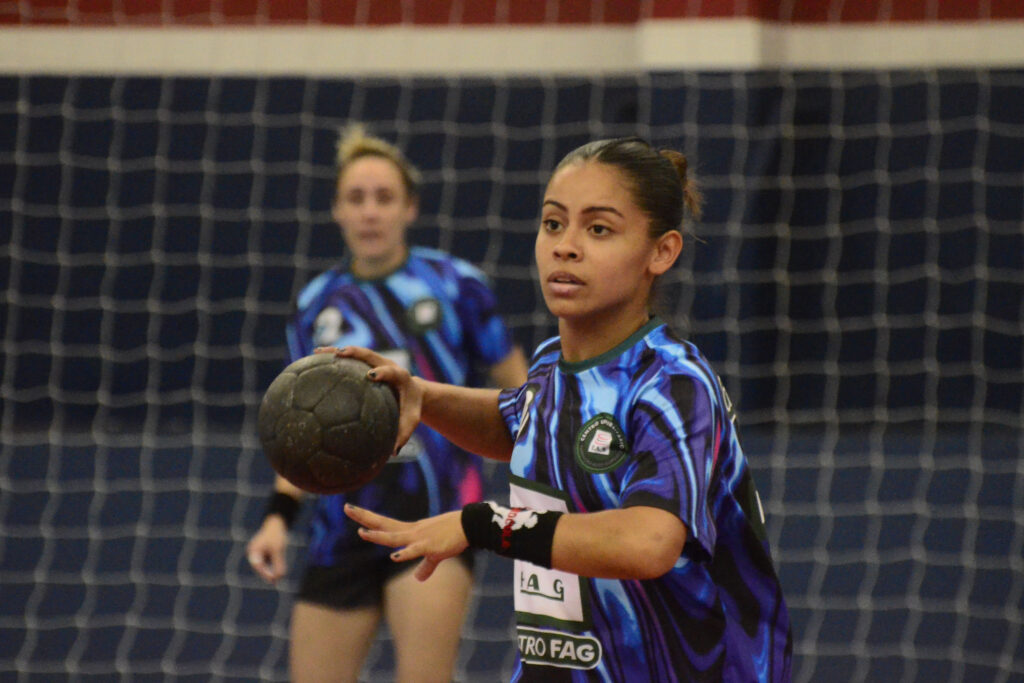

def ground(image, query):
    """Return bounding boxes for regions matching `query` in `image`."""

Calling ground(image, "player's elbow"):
[608,529,683,579]
[625,511,686,579]
[557,508,686,580]
[628,540,682,579]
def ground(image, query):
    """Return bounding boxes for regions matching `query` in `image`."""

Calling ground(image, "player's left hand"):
[344,504,468,582]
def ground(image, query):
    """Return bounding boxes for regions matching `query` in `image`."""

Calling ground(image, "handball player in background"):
[338,137,792,681]
[247,124,528,683]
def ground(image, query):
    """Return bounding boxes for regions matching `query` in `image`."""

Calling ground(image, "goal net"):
[2,3,1022,681]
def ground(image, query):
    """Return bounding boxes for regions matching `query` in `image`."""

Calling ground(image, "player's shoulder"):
[408,245,459,269]
[634,321,719,387]
[410,246,490,283]
[636,323,730,414]
[643,322,702,364]
[532,335,562,365]
[296,267,348,311]
[408,245,448,262]
[521,335,563,378]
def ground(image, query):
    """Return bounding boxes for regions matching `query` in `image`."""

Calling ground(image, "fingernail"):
[367,370,377,378]
[391,552,401,560]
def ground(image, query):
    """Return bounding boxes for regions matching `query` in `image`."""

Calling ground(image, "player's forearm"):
[417,380,514,461]
[550,506,686,580]
[274,476,304,500]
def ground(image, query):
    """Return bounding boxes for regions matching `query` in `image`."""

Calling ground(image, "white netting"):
[2,68,1023,681]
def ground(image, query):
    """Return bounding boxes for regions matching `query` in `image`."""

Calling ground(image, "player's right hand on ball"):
[247,516,288,584]
[316,346,424,457]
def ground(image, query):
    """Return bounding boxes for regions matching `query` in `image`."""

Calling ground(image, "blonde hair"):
[335,123,421,198]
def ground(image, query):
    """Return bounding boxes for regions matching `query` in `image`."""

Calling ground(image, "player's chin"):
[543,298,591,322]
[350,240,396,262]
[540,291,582,316]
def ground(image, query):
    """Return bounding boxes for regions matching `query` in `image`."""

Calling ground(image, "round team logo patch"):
[574,413,629,473]
[405,297,442,335]
[313,307,344,346]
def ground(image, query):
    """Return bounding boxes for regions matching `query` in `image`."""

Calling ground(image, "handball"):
[257,353,399,495]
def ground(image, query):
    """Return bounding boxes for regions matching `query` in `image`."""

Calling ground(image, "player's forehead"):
[338,155,406,192]
[543,161,638,215]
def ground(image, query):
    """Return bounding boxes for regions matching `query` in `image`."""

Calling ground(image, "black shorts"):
[296,464,476,610]
[296,549,475,611]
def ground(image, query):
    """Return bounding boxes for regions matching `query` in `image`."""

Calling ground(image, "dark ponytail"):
[657,148,703,223]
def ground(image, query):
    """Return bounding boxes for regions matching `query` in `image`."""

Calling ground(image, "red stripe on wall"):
[2,0,1022,26]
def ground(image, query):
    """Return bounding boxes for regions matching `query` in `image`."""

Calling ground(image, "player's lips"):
[546,271,584,295]
[354,230,387,246]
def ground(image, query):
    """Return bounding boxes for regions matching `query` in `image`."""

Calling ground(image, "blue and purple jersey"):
[498,318,792,682]
[289,246,516,567]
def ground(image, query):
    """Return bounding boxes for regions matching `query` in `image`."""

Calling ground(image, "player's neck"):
[557,309,652,364]
[350,246,408,280]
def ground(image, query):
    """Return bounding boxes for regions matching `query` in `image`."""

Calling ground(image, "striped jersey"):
[497,318,792,682]
[288,246,516,566]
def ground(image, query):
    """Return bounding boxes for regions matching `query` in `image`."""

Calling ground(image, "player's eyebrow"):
[583,205,624,218]
[542,199,624,218]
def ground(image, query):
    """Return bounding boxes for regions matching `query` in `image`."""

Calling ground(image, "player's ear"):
[404,195,419,224]
[648,230,683,276]
[399,194,415,222]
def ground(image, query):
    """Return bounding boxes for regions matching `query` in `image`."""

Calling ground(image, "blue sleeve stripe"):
[296,270,336,310]
[421,329,465,384]
[642,385,701,525]
[285,321,305,361]
[360,285,407,346]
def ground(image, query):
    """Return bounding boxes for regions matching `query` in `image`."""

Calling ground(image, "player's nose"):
[552,229,581,261]
[358,198,385,220]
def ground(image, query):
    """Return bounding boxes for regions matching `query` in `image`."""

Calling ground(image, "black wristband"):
[264,491,301,529]
[461,501,563,569]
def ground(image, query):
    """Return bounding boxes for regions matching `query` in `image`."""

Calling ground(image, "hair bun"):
[333,123,422,197]
[659,149,703,220]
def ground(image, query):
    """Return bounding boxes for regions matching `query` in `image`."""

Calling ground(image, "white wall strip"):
[2,19,1023,75]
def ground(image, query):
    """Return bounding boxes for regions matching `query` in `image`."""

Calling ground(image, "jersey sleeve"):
[497,337,558,440]
[285,313,311,362]
[620,371,719,559]
[498,384,523,440]
[450,259,515,366]
[286,269,339,363]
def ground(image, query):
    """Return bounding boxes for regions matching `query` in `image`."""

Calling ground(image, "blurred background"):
[1,2,1022,681]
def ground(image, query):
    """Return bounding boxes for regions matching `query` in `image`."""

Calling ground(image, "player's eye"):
[376,190,395,205]
[541,218,562,233]
[589,223,611,236]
